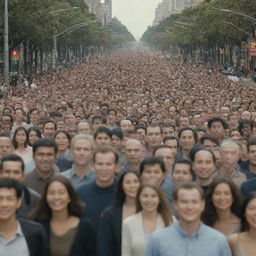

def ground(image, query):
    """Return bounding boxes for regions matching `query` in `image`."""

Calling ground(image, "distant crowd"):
[0,49,256,256]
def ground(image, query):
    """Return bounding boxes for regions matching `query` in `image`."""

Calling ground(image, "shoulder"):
[77,179,95,192]
[62,169,72,177]
[200,223,227,240]
[27,187,41,199]
[25,169,37,178]
[77,217,95,234]
[19,219,45,234]
[123,212,142,226]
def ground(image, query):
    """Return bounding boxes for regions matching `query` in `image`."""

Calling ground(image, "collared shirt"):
[144,222,231,256]
[24,168,57,194]
[62,165,95,188]
[0,221,29,256]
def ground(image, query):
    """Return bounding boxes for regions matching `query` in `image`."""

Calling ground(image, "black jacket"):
[97,206,122,256]
[19,218,49,256]
[39,217,96,256]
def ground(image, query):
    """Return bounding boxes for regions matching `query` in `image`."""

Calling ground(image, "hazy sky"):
[112,0,161,40]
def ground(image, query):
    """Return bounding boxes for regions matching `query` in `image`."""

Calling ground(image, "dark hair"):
[43,119,57,130]
[0,132,11,138]
[32,138,58,155]
[202,177,242,227]
[152,145,172,155]
[139,156,166,175]
[1,114,13,123]
[29,108,39,115]
[94,127,112,140]
[0,177,23,198]
[238,119,253,134]
[207,117,229,129]
[163,135,180,148]
[54,130,72,144]
[247,138,256,152]
[12,126,29,149]
[0,154,25,173]
[93,146,119,164]
[136,180,171,227]
[30,175,83,221]
[189,144,216,163]
[146,125,162,135]
[27,127,42,146]
[173,182,204,201]
[111,127,124,140]
[50,112,62,118]
[114,170,140,207]
[199,134,220,146]
[178,127,198,143]
[172,158,193,175]
[92,115,106,124]
[241,192,256,231]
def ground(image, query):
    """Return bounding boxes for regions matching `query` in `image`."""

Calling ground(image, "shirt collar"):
[175,221,203,239]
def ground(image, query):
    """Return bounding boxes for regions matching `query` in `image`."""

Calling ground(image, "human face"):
[77,122,91,135]
[111,135,122,150]
[135,128,146,144]
[55,132,69,153]
[154,147,174,172]
[28,130,39,145]
[162,127,175,137]
[141,164,164,184]
[33,146,56,173]
[146,127,162,149]
[125,141,144,165]
[122,173,140,199]
[0,137,13,157]
[1,116,12,131]
[221,145,240,168]
[29,110,39,124]
[1,161,24,182]
[93,152,118,187]
[164,139,178,157]
[43,122,56,138]
[179,117,190,128]
[212,183,233,211]
[179,130,195,151]
[248,145,256,166]
[175,188,205,224]
[139,187,160,213]
[230,130,241,140]
[0,188,21,221]
[47,181,70,213]
[203,139,220,165]
[95,132,111,146]
[120,120,132,134]
[209,121,225,140]
[245,198,256,229]
[193,150,215,182]
[72,139,92,166]
[56,121,66,131]
[15,129,26,146]
[172,163,192,186]
[15,109,24,122]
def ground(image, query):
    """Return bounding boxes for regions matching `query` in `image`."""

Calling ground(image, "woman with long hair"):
[13,126,33,165]
[27,126,42,146]
[202,177,241,235]
[122,180,174,256]
[31,175,96,256]
[97,169,140,256]
[229,192,256,256]
[54,130,73,172]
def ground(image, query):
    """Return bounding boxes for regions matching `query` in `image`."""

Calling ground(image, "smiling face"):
[245,198,256,230]
[139,186,160,214]
[122,173,140,199]
[47,181,70,213]
[212,183,233,211]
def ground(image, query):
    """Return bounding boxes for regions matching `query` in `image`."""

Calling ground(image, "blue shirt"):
[144,222,231,256]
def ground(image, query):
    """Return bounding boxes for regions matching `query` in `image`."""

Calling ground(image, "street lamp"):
[3,0,9,88]
[52,20,97,69]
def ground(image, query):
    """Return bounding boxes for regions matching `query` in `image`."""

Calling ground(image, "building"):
[153,0,203,26]
[83,0,112,25]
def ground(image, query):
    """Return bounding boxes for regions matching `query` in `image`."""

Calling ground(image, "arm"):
[228,234,238,256]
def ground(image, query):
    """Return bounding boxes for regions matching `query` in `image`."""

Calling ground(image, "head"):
[163,136,179,158]
[120,119,133,135]
[77,120,91,135]
[12,126,29,149]
[43,120,57,139]
[0,177,23,221]
[33,139,58,174]
[71,134,94,167]
[54,130,71,153]
[220,139,240,169]
[238,119,253,137]
[207,117,228,140]
[178,127,198,152]
[140,156,165,184]
[114,170,140,207]
[240,192,256,231]
[136,180,171,227]
[111,128,124,150]
[248,139,256,167]
[94,127,112,146]
[125,139,144,167]
[27,127,42,146]
[0,133,13,157]
[92,115,106,132]
[172,159,193,186]
[31,175,83,221]
[146,125,163,150]
[202,177,241,227]
[153,145,174,172]
[0,154,25,182]
[93,146,119,187]
[173,182,205,224]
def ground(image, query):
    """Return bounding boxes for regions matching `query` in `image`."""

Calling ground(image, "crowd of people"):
[0,48,256,256]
